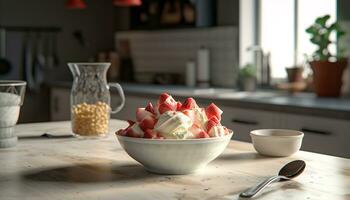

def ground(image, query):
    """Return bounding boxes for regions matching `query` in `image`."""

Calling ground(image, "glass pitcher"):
[68,63,125,138]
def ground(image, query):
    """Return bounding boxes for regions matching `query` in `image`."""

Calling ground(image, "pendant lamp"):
[65,0,87,9]
[113,0,142,7]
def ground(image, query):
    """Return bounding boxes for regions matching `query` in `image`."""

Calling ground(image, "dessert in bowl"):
[116,93,233,174]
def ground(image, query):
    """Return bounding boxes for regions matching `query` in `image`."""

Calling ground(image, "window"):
[260,0,295,78]
[296,0,337,64]
[259,0,336,79]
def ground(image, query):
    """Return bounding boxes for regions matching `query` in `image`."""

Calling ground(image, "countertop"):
[49,81,350,119]
[0,120,349,200]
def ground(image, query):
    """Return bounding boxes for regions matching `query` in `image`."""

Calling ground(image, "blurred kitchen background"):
[0,0,350,157]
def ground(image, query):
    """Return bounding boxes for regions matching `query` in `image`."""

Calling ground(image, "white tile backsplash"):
[115,27,239,87]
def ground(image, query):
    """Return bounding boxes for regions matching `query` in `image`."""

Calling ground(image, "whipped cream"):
[193,107,208,130]
[209,125,226,137]
[154,111,193,139]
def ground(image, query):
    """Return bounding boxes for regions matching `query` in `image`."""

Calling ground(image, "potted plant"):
[306,15,347,97]
[239,63,256,91]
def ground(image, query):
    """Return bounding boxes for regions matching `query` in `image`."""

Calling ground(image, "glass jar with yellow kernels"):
[68,63,125,138]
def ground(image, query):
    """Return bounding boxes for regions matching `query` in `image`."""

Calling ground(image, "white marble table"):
[0,120,349,200]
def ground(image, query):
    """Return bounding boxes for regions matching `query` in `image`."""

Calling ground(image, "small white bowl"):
[116,132,233,175]
[250,129,304,157]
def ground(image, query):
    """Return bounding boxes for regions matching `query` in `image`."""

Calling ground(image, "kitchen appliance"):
[68,62,125,138]
[196,46,210,87]
[246,46,271,88]
[185,60,196,87]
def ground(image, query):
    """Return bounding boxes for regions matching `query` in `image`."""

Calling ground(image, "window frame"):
[250,0,337,81]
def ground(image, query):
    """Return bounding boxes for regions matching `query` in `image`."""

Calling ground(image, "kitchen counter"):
[49,81,350,119]
[0,120,349,200]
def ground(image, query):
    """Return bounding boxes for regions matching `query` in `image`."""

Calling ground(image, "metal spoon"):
[239,160,306,198]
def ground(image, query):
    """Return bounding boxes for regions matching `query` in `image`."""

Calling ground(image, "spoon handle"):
[239,175,285,198]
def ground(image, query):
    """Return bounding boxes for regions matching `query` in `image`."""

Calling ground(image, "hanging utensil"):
[45,32,54,69]
[0,29,12,75]
[52,31,59,67]
[23,32,35,91]
[34,32,45,87]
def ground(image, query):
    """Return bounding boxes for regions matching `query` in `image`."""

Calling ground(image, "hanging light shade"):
[113,0,142,7]
[65,0,87,9]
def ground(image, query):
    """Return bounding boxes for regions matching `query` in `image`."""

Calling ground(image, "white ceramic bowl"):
[250,129,304,157]
[116,132,233,175]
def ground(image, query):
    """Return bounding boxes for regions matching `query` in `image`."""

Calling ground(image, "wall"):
[0,0,117,122]
[116,27,239,87]
[217,0,239,27]
[0,0,116,81]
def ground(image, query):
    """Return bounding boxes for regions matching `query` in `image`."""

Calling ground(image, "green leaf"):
[305,14,347,59]
[315,15,330,27]
[240,63,256,78]
[306,26,318,34]
[337,30,346,39]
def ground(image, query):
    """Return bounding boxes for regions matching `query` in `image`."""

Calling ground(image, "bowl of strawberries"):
[116,93,233,175]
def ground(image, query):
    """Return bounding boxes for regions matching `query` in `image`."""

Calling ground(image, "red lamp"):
[113,0,142,7]
[65,0,87,9]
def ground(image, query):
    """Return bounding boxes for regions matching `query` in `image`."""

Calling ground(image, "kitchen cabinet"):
[281,113,350,158]
[50,88,70,121]
[221,106,281,142]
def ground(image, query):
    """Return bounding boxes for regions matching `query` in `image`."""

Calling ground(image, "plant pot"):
[286,67,303,83]
[310,60,348,97]
[239,77,256,92]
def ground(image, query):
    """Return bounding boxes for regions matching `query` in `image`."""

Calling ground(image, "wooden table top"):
[0,120,349,200]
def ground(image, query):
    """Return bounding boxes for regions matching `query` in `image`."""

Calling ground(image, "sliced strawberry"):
[180,98,198,110]
[116,129,126,136]
[209,116,220,124]
[145,102,156,115]
[176,101,182,111]
[196,131,210,138]
[158,93,171,104]
[205,103,223,121]
[126,123,144,138]
[206,116,220,132]
[136,108,154,122]
[127,120,135,126]
[139,117,157,131]
[158,102,175,114]
[155,135,164,139]
[117,120,135,136]
[144,129,158,139]
[156,93,177,114]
